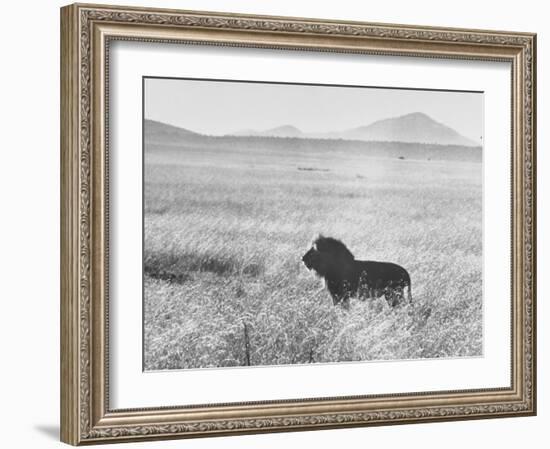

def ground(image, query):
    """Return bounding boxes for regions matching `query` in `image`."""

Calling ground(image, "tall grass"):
[144,147,482,370]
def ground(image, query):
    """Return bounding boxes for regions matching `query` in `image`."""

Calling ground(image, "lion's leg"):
[385,289,397,307]
[358,282,368,299]
[384,289,391,306]
[368,287,375,300]
[395,286,404,304]
[358,272,370,301]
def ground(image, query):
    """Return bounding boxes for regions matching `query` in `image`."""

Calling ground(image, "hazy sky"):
[144,77,483,142]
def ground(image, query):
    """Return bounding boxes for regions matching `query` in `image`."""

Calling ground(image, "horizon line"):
[143,116,482,148]
[144,111,481,146]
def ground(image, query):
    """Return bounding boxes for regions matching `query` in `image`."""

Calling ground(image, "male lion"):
[301,235,412,308]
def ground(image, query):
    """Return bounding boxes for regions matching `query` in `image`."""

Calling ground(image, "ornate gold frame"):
[60,3,536,445]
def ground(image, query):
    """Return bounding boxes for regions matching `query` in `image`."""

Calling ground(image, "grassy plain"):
[143,137,482,370]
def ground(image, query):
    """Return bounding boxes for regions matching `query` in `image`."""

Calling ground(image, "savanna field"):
[143,135,482,370]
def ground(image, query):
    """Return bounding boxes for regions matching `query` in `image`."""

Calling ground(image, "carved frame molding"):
[61,3,536,445]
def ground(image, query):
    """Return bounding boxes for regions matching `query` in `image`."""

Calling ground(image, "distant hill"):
[262,125,303,138]
[144,119,200,144]
[144,118,482,162]
[336,112,478,147]
[231,125,303,138]
[228,112,478,147]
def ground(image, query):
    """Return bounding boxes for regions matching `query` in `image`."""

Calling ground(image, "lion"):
[301,235,412,308]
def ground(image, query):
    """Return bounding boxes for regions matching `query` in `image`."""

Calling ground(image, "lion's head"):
[301,235,355,278]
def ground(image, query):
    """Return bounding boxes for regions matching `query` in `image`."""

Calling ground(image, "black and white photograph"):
[143,77,484,371]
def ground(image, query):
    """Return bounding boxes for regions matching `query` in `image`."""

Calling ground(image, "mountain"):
[262,125,303,138]
[337,112,478,147]
[231,125,303,138]
[144,118,481,162]
[228,113,478,147]
[144,119,199,144]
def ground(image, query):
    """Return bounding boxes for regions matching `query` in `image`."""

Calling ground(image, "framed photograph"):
[60,3,537,445]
